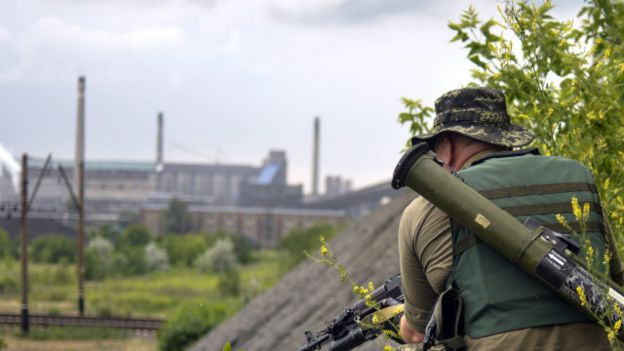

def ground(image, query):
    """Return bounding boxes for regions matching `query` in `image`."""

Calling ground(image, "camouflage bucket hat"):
[411,87,535,148]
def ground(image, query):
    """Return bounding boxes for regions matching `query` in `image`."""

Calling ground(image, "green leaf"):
[223,342,232,351]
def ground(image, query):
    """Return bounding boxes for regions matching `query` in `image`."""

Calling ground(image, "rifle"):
[297,274,405,351]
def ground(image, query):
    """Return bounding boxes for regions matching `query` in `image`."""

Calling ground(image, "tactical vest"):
[451,150,607,338]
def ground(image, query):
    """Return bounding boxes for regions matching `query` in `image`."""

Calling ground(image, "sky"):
[0,0,583,194]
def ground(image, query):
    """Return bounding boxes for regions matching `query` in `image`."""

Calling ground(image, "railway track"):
[0,313,163,332]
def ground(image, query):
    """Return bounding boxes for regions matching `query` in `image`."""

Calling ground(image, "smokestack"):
[312,116,320,196]
[74,76,86,316]
[156,112,164,172]
[74,76,85,188]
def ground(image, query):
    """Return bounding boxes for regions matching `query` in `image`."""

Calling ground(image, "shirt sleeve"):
[399,197,453,332]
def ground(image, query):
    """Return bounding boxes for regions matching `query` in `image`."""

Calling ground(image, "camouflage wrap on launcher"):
[411,87,535,148]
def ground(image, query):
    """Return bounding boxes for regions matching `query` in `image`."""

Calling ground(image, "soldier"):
[398,87,623,350]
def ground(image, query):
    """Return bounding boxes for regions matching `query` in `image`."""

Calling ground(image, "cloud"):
[266,0,436,25]
[0,27,10,41]
[0,16,186,82]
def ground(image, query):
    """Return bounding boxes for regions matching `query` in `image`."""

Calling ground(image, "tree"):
[194,238,238,274]
[118,224,152,249]
[160,234,207,266]
[162,197,193,234]
[145,242,170,271]
[85,237,115,280]
[31,234,76,263]
[399,0,624,248]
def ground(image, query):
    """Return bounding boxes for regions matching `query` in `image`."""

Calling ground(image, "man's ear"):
[434,137,453,168]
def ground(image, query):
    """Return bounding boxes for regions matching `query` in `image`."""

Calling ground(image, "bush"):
[279,223,338,268]
[204,232,256,264]
[118,247,148,276]
[0,275,17,294]
[158,301,228,351]
[145,242,170,272]
[0,228,10,260]
[162,197,193,234]
[217,269,241,297]
[31,234,76,263]
[161,234,207,266]
[194,239,238,274]
[85,237,115,280]
[90,224,121,245]
[230,234,255,264]
[118,224,151,249]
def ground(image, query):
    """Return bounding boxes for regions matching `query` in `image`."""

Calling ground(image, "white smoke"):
[0,144,21,193]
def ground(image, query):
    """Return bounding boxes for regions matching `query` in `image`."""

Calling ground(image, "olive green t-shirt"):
[398,197,614,350]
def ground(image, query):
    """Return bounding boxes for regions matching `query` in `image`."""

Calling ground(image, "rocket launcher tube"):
[392,143,624,341]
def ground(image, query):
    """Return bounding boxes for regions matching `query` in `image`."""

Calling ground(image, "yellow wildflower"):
[320,245,328,256]
[608,329,616,342]
[576,286,587,307]
[372,314,380,324]
[585,243,594,268]
[614,303,622,318]
[604,250,612,269]
[368,281,375,292]
[384,346,393,351]
[615,319,622,333]
[555,213,573,233]
[582,202,590,224]
[572,196,582,221]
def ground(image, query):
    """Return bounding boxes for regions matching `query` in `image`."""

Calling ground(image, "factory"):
[0,114,370,246]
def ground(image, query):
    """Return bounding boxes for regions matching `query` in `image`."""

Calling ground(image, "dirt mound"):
[190,191,416,351]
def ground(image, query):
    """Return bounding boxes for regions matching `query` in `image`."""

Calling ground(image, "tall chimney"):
[74,77,85,188]
[74,76,86,316]
[156,112,164,172]
[312,116,320,196]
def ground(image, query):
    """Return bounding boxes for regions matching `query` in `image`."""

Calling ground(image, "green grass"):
[0,250,284,319]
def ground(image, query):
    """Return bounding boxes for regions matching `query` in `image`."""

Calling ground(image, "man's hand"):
[400,315,425,343]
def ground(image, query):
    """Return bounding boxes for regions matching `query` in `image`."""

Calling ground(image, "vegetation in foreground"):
[0,206,341,351]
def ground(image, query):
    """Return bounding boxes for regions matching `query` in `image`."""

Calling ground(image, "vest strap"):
[453,222,603,258]
[453,234,480,257]
[478,182,598,199]
[501,201,601,217]
[546,222,602,234]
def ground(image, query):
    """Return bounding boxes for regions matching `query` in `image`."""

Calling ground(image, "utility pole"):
[20,154,29,334]
[75,76,86,316]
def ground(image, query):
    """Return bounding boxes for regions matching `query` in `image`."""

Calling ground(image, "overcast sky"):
[0,0,582,193]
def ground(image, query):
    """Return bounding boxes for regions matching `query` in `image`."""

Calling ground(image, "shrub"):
[279,223,338,268]
[118,247,148,276]
[217,269,241,297]
[0,275,17,294]
[0,228,10,260]
[85,237,115,280]
[118,224,151,249]
[162,197,193,234]
[161,234,207,266]
[158,301,228,351]
[31,234,76,263]
[145,242,170,272]
[204,232,256,264]
[230,234,255,264]
[194,239,238,274]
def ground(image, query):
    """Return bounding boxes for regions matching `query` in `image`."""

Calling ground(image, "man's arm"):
[398,197,453,341]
